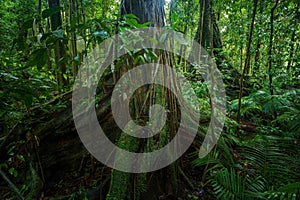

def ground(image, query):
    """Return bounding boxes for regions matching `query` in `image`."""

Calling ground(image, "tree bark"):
[120,0,165,27]
[268,0,279,96]
[107,1,181,199]
[48,0,68,87]
[195,0,212,51]
[287,2,299,72]
[191,0,246,99]
[253,0,264,75]
[237,0,258,124]
[70,0,79,78]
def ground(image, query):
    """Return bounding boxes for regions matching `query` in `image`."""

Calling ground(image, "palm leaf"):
[210,168,246,200]
[263,182,300,200]
[238,135,300,187]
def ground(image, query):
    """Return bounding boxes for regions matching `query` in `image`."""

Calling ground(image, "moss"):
[135,173,147,200]
[106,169,130,200]
[106,125,140,200]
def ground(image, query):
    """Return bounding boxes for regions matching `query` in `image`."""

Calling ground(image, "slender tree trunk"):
[80,0,85,21]
[287,29,296,73]
[253,0,263,75]
[177,0,193,66]
[268,0,279,95]
[239,7,243,72]
[48,0,68,88]
[244,0,258,75]
[237,0,258,125]
[287,2,299,72]
[102,0,107,18]
[239,46,243,71]
[46,18,52,70]
[70,0,78,78]
[38,0,42,16]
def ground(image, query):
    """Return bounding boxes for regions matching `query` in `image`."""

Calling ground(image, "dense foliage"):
[0,0,299,199]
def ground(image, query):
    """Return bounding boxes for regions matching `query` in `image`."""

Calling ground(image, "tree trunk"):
[253,0,264,75]
[237,0,258,124]
[195,0,213,51]
[106,1,181,199]
[70,0,79,78]
[287,2,299,72]
[268,0,279,96]
[244,0,258,75]
[0,88,116,199]
[120,0,165,27]
[48,0,68,88]
[191,0,246,99]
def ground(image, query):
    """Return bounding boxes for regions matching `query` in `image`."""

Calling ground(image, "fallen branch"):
[0,169,24,200]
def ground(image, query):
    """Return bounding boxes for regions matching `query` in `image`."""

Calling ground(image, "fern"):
[261,95,291,114]
[229,97,261,118]
[197,133,299,200]
[210,168,246,200]
[275,106,300,132]
[238,135,300,188]
[229,90,298,121]
[194,89,300,199]
[263,182,300,200]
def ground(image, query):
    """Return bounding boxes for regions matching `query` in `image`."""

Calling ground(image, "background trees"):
[0,0,299,199]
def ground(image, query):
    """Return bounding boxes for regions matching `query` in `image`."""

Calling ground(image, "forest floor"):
[0,149,216,200]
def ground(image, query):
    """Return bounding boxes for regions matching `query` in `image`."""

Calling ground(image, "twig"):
[178,166,194,190]
[0,169,24,200]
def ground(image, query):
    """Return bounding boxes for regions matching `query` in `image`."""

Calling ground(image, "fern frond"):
[263,182,300,200]
[262,95,291,114]
[210,168,245,200]
[238,135,300,187]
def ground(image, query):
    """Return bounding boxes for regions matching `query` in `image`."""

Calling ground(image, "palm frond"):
[275,106,300,132]
[238,135,300,188]
[229,97,261,118]
[210,168,246,200]
[263,182,300,200]
[261,95,291,114]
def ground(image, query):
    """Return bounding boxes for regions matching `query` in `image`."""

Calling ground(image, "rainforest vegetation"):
[0,0,299,199]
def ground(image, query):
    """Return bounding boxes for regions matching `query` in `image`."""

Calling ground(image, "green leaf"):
[27,48,48,69]
[74,56,80,62]
[22,19,34,30]
[42,6,63,19]
[0,72,18,80]
[52,29,64,39]
[93,30,108,39]
[141,22,152,27]
[123,14,138,19]
[24,94,33,108]
[278,182,300,194]
[125,18,139,28]
[40,32,52,42]
[9,167,18,177]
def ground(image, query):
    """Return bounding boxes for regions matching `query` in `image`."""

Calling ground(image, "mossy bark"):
[106,0,175,199]
[106,130,140,199]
